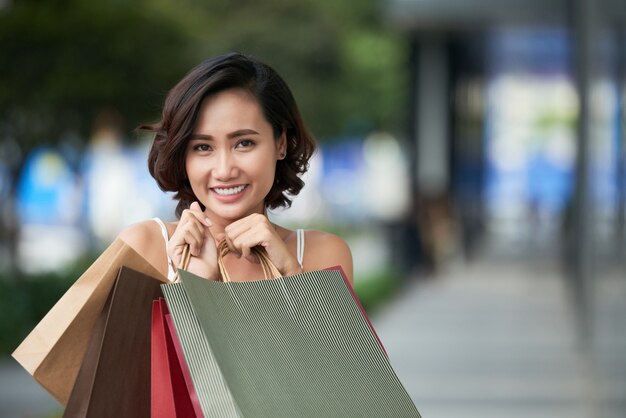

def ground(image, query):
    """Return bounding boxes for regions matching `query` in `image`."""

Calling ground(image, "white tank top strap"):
[296,228,305,269]
[152,217,177,282]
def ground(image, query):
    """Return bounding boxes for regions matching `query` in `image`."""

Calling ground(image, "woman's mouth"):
[211,184,247,197]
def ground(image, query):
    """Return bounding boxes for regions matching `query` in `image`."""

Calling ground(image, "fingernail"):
[205,218,212,226]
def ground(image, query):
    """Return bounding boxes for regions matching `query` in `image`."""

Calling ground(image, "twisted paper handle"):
[175,241,281,283]
[217,240,281,282]
[173,244,191,283]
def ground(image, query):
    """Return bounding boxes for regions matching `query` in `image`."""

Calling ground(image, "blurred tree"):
[0,0,407,147]
[178,0,410,138]
[0,1,195,149]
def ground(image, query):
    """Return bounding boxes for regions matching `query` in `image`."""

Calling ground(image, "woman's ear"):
[277,131,287,160]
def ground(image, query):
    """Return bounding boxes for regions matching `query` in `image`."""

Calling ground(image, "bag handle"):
[174,241,281,283]
[173,245,192,283]
[217,240,281,282]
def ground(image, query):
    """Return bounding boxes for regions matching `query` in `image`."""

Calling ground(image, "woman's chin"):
[206,204,262,224]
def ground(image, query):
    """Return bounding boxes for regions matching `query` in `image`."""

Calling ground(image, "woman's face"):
[185,88,285,224]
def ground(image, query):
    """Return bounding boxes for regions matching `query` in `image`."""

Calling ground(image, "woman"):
[119,52,353,284]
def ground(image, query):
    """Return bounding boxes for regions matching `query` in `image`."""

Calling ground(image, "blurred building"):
[386,0,626,296]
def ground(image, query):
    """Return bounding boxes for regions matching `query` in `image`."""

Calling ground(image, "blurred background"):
[0,0,625,417]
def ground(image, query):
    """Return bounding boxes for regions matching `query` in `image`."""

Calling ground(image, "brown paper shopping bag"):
[12,238,167,406]
[63,266,164,418]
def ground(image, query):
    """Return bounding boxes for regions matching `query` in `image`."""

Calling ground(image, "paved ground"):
[0,358,62,418]
[1,256,624,418]
[372,258,626,418]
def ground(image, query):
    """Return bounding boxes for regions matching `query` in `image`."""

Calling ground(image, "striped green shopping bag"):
[162,244,421,418]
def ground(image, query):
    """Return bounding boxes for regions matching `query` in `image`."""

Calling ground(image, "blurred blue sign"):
[16,146,79,225]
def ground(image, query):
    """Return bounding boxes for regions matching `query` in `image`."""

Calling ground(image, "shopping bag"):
[12,238,167,405]
[163,244,421,418]
[159,245,239,417]
[161,282,241,417]
[63,266,165,418]
[151,297,204,418]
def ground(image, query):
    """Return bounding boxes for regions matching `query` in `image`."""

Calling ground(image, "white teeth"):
[213,185,246,196]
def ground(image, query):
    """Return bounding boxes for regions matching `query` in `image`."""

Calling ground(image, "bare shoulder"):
[117,219,172,276]
[302,230,354,285]
[118,220,161,252]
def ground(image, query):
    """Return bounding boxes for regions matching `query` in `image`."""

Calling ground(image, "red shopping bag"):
[151,298,203,418]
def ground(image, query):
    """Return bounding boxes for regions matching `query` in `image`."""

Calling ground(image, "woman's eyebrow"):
[189,129,260,141]
[227,129,260,138]
[189,134,213,141]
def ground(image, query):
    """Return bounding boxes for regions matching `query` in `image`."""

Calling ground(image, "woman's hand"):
[167,202,219,280]
[223,213,302,276]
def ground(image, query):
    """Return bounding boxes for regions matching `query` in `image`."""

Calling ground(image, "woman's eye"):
[236,139,255,149]
[193,143,212,152]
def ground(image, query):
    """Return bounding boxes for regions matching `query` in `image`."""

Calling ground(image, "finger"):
[225,216,275,256]
[167,241,187,268]
[177,218,204,241]
[188,221,211,256]
[240,241,252,261]
[243,226,295,272]
[231,233,263,265]
[179,213,208,231]
[188,202,208,223]
[225,222,263,257]
[182,204,212,227]
[184,232,203,256]
[197,228,218,258]
[225,213,267,238]
[223,233,241,258]
[170,219,205,256]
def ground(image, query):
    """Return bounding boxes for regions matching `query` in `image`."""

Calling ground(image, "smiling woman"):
[118,52,353,284]
[185,89,283,224]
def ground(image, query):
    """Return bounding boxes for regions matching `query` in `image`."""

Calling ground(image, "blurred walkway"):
[0,358,61,418]
[372,256,626,418]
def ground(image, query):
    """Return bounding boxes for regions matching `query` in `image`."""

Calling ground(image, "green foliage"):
[0,0,195,147]
[183,0,409,138]
[353,268,400,314]
[0,252,98,355]
[0,0,408,145]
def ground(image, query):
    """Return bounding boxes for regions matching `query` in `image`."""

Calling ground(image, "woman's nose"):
[213,150,237,180]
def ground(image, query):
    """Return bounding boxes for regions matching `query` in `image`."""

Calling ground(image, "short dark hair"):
[141,52,316,218]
